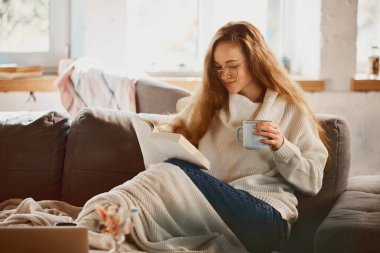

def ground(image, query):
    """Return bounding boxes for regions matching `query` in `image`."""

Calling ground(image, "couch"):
[1,77,377,253]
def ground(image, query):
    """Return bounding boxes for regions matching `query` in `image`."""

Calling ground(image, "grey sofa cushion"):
[0,111,70,202]
[314,175,380,253]
[135,78,190,114]
[284,114,351,253]
[61,108,145,206]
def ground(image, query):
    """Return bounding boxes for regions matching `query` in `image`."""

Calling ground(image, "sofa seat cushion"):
[0,111,70,202]
[315,175,380,253]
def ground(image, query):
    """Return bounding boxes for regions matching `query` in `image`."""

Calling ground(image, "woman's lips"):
[224,81,235,88]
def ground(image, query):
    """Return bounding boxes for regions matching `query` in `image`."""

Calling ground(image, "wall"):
[321,0,358,91]
[0,92,64,112]
[305,92,380,177]
[316,0,378,176]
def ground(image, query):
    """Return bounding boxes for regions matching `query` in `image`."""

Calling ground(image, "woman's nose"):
[220,70,231,80]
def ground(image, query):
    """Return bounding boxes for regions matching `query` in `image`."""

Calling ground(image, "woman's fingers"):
[254,122,284,150]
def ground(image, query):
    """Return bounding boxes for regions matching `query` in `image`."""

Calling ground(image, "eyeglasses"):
[214,60,245,80]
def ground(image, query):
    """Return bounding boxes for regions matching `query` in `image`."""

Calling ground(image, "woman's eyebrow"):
[213,59,240,65]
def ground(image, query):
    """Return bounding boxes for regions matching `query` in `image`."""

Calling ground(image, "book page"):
[132,115,210,170]
[131,116,168,169]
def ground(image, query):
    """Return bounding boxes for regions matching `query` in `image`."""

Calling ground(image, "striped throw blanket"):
[54,58,138,117]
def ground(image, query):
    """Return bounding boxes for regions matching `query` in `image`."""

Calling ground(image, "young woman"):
[164,21,329,252]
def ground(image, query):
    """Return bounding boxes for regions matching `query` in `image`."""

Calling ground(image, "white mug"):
[236,120,271,150]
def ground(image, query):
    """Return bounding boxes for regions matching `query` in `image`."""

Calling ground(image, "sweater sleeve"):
[272,114,328,196]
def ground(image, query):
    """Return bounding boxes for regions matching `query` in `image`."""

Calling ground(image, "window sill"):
[156,76,325,92]
[351,75,380,91]
[0,75,327,93]
[0,75,58,92]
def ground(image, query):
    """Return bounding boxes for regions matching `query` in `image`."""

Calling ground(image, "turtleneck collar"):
[217,89,285,129]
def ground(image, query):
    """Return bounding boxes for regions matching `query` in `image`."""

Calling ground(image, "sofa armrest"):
[284,114,351,253]
[135,78,191,114]
[296,114,351,211]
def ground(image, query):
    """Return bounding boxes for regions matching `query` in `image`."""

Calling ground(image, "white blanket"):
[0,163,247,253]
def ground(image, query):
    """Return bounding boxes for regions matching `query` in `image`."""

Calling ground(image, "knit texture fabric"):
[198,89,328,224]
[0,164,247,252]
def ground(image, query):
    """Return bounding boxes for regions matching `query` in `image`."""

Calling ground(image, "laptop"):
[0,226,89,253]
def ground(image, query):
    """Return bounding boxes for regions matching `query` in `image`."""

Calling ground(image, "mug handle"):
[236,126,243,141]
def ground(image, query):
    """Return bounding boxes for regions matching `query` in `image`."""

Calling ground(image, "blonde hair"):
[170,21,329,149]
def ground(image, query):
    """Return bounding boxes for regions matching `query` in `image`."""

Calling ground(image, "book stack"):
[0,65,43,79]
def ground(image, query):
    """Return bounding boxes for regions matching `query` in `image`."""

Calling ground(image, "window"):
[357,0,380,74]
[125,0,283,76]
[125,0,199,75]
[0,0,49,52]
[0,0,69,70]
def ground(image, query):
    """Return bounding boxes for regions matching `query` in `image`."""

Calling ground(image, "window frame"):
[0,0,70,71]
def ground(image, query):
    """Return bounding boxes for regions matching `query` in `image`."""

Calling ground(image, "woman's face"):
[213,41,254,96]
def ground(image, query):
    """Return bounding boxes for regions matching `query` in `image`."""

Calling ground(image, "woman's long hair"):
[169,21,329,149]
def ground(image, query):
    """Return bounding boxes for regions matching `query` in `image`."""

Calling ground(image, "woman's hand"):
[254,121,284,151]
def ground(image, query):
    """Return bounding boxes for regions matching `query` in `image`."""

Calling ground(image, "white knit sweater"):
[197,89,328,224]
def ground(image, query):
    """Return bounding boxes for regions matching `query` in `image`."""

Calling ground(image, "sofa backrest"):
[284,114,351,253]
[0,111,70,203]
[61,78,191,206]
[60,108,145,206]
[135,78,190,114]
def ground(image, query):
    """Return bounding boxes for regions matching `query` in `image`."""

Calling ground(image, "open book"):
[131,115,210,170]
